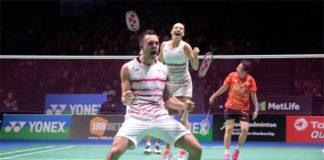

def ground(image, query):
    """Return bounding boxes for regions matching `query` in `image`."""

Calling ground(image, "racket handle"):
[180,110,189,123]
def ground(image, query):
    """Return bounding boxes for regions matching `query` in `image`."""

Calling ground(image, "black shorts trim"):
[224,108,250,122]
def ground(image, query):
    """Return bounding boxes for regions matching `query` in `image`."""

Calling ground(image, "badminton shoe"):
[232,149,240,160]
[176,149,188,160]
[224,153,230,160]
[153,145,162,154]
[163,150,173,160]
[143,145,152,154]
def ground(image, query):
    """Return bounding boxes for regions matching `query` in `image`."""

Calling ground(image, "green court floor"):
[0,144,322,160]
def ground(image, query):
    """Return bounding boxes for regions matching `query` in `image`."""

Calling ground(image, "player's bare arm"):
[209,84,229,105]
[251,92,259,120]
[158,42,166,63]
[184,43,199,70]
[120,64,134,106]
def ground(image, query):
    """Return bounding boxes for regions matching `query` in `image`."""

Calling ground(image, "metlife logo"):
[257,96,311,114]
[258,101,300,111]
[258,101,266,111]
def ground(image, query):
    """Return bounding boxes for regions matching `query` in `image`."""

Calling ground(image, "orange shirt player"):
[209,60,259,160]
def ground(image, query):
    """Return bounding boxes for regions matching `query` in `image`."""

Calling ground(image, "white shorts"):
[171,81,192,98]
[115,115,190,147]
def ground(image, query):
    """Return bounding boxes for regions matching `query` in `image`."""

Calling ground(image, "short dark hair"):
[241,60,252,72]
[139,29,157,44]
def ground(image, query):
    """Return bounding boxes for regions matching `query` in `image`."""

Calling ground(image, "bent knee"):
[225,128,233,133]
[110,146,124,155]
[190,143,202,155]
[241,128,249,134]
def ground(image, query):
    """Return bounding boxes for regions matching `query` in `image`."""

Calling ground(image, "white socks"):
[225,145,241,154]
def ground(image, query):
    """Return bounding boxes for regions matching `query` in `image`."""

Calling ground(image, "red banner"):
[286,116,324,143]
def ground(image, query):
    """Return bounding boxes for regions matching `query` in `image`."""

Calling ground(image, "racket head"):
[200,116,211,135]
[198,51,213,78]
[125,10,140,32]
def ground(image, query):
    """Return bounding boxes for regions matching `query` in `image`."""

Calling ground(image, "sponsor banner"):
[175,114,213,141]
[45,94,107,115]
[213,115,285,141]
[211,96,312,114]
[70,115,124,140]
[286,116,324,143]
[1,114,71,140]
[257,96,312,114]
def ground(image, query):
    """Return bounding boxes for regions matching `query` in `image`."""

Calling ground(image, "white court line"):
[6,159,102,160]
[202,146,321,152]
[0,146,74,160]
[0,146,54,156]
[1,54,323,60]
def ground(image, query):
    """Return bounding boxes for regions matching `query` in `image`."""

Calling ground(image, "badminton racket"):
[125,10,140,32]
[198,51,213,78]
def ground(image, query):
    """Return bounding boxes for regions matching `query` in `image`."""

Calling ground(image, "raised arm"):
[158,42,166,63]
[184,43,199,71]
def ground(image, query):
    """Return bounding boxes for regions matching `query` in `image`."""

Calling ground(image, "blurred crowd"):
[1,1,323,114]
[293,59,322,97]
[2,1,322,55]
[0,58,322,114]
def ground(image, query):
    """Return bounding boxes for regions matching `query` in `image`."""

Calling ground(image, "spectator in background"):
[111,79,121,104]
[0,86,5,102]
[0,87,5,112]
[312,88,322,97]
[102,83,116,97]
[100,94,118,114]
[3,91,18,112]
[65,85,76,94]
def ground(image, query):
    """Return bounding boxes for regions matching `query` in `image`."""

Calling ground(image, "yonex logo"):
[46,104,67,115]
[294,118,308,131]
[5,121,26,133]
